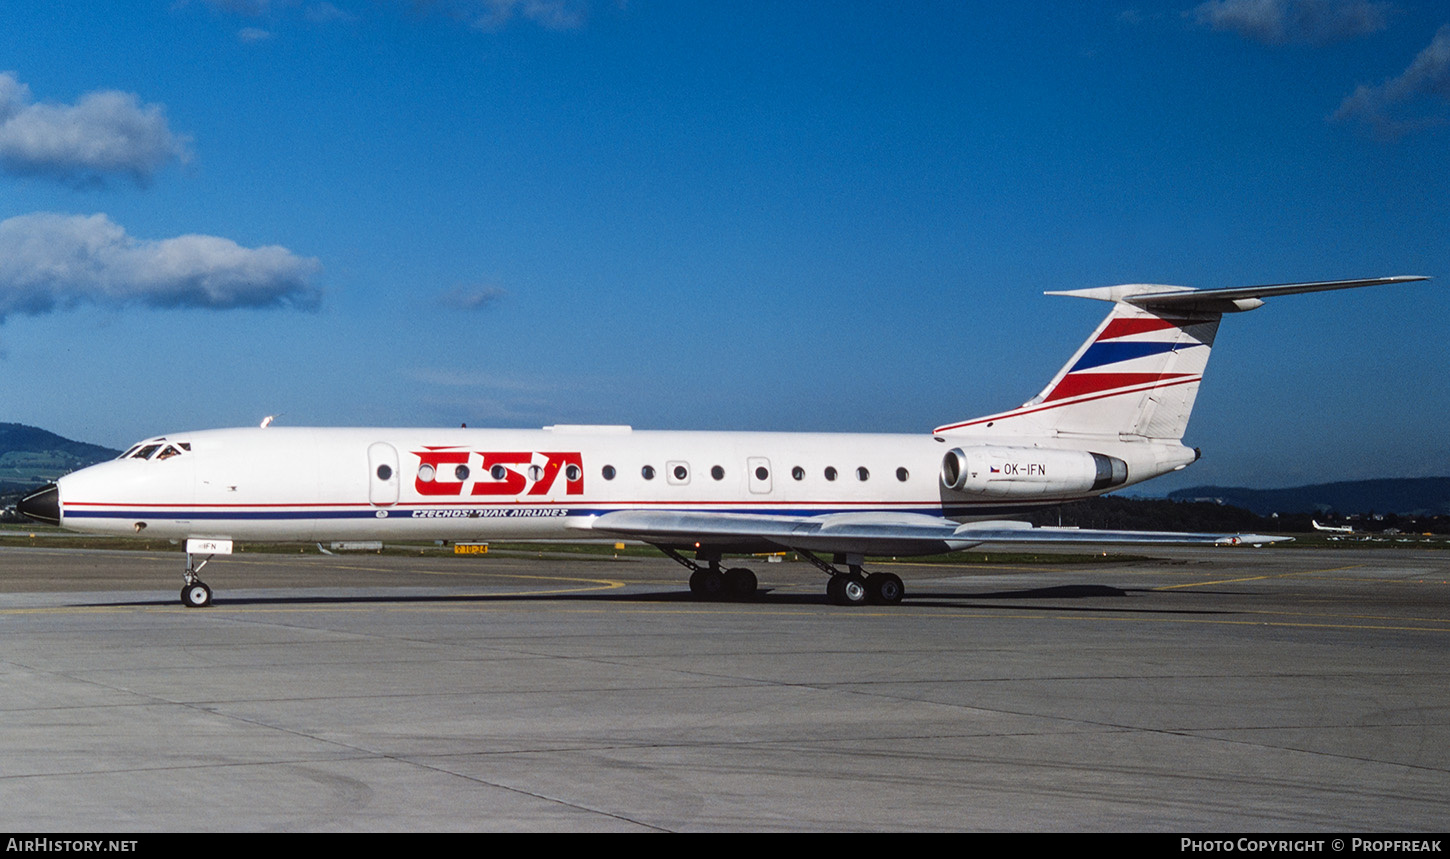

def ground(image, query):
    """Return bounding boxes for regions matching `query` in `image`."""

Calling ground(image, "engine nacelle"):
[941,446,1128,497]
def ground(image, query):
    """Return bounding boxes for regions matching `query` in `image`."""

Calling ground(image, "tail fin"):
[934,276,1428,441]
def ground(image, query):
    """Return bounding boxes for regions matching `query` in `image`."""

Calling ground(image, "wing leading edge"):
[574,510,1288,556]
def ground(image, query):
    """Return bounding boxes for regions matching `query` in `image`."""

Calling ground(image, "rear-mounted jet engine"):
[941,446,1128,497]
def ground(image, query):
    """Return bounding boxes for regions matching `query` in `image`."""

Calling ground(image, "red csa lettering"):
[474,452,583,496]
[528,452,583,496]
[411,448,585,497]
[473,452,530,495]
[415,447,470,496]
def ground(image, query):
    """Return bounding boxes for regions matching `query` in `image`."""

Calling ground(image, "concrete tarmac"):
[1,543,1447,832]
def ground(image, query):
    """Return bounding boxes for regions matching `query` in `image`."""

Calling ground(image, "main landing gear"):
[180,551,214,608]
[661,547,905,607]
[662,548,759,601]
[798,550,905,607]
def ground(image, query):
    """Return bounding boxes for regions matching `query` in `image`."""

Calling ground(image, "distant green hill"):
[1168,478,1450,516]
[0,423,121,502]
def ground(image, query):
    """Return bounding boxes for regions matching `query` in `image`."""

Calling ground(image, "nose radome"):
[17,483,60,526]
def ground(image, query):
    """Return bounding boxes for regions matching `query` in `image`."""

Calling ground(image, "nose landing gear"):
[179,539,230,607]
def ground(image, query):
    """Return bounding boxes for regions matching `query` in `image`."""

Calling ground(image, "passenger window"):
[642,465,656,480]
[896,467,909,482]
[792,466,805,481]
[711,465,725,480]
[824,467,837,481]
[755,466,769,481]
[602,465,616,480]
[857,467,869,481]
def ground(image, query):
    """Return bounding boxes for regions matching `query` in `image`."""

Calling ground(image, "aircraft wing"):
[574,510,1289,556]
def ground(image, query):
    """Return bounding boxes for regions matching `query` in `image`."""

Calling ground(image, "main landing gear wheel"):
[798,550,904,607]
[666,548,758,602]
[866,572,905,605]
[688,567,759,601]
[688,568,726,600]
[181,581,212,608]
[723,567,758,601]
[827,573,869,607]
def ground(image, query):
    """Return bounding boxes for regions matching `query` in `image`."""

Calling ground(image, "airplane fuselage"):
[51,425,1194,547]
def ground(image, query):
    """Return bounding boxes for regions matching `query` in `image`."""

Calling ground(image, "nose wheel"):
[181,581,212,608]
[180,550,216,607]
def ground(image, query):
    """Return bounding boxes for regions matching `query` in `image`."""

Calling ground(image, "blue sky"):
[0,0,1446,492]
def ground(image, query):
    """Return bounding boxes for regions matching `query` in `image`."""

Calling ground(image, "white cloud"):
[512,0,590,30]
[0,213,321,321]
[185,0,596,32]
[194,0,275,15]
[1190,0,1390,44]
[1332,25,1450,135]
[438,283,508,311]
[407,368,553,390]
[424,0,591,31]
[237,26,274,43]
[305,3,356,24]
[0,73,191,186]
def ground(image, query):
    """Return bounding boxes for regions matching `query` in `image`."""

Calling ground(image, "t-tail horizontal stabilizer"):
[1045,275,1431,314]
[936,275,1430,441]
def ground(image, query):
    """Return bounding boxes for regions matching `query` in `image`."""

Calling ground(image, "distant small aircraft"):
[1312,520,1354,534]
[18,276,1428,607]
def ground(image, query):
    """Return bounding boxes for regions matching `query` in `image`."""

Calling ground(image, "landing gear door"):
[368,442,400,507]
[747,457,772,494]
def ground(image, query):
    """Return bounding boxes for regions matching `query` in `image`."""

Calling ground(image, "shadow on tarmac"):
[78,581,1234,616]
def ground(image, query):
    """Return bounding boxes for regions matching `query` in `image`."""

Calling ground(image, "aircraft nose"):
[17,483,60,526]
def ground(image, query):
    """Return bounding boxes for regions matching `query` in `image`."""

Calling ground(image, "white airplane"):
[1312,520,1354,534]
[17,275,1428,608]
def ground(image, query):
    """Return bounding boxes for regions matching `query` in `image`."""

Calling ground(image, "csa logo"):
[412,448,584,497]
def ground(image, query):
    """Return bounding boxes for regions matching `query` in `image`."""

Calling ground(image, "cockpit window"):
[126,440,189,461]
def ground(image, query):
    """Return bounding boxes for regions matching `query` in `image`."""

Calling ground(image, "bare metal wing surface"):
[578,509,1289,556]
